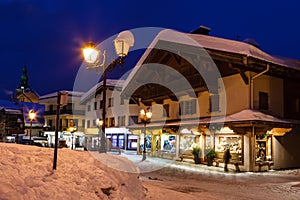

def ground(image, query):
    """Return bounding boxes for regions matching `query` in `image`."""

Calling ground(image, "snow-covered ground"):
[0,143,145,200]
[1,143,300,200]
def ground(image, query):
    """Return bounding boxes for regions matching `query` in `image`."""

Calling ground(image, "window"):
[49,105,53,112]
[179,99,197,115]
[73,119,78,127]
[120,97,124,105]
[109,117,115,127]
[100,100,103,109]
[129,98,136,104]
[94,102,97,110]
[163,104,170,117]
[92,119,96,127]
[64,119,68,127]
[118,116,126,126]
[48,120,53,127]
[87,105,91,112]
[210,94,219,112]
[81,119,85,128]
[87,120,90,128]
[259,92,268,110]
[296,98,300,113]
[209,94,220,112]
[108,98,114,107]
[128,116,138,125]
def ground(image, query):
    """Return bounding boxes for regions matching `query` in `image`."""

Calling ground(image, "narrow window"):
[163,104,170,117]
[210,94,219,112]
[259,92,268,110]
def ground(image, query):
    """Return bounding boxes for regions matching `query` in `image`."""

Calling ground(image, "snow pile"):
[0,143,145,200]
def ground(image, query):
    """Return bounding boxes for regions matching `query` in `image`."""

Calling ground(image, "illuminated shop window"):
[215,135,243,162]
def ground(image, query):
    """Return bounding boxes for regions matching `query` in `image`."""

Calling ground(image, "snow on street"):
[1,143,300,200]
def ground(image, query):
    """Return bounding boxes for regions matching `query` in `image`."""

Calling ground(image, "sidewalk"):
[117,151,300,176]
[119,151,238,175]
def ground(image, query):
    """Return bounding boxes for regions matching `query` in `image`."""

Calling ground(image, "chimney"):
[190,25,211,35]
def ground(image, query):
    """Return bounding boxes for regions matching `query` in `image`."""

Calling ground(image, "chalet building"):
[0,100,44,144]
[0,100,24,142]
[39,91,85,148]
[80,79,139,151]
[121,28,300,172]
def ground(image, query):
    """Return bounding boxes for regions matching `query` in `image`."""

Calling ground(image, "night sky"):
[0,0,299,99]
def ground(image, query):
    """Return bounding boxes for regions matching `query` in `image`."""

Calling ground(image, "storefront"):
[127,134,138,150]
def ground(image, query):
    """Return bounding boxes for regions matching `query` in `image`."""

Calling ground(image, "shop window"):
[259,91,269,110]
[215,135,243,162]
[256,134,272,162]
[161,134,176,153]
[111,135,118,148]
[118,135,124,149]
[179,135,196,154]
[163,104,170,117]
[127,135,138,150]
[140,134,152,152]
[210,94,220,112]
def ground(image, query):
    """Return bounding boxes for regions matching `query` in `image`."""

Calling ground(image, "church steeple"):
[18,65,29,90]
[15,65,39,103]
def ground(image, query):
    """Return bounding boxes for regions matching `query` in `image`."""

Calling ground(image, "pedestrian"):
[223,147,231,172]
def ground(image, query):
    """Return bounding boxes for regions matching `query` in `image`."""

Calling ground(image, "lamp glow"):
[82,41,99,64]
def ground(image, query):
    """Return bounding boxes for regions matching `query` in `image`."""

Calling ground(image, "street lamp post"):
[69,126,77,150]
[140,108,152,161]
[28,109,36,145]
[96,118,103,152]
[82,31,134,153]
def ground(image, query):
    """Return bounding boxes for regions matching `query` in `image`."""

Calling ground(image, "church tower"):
[16,65,39,103]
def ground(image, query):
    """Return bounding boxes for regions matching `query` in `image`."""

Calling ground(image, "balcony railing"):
[44,110,85,116]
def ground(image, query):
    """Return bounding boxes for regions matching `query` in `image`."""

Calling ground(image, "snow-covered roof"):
[178,109,292,125]
[187,33,300,70]
[122,30,300,97]
[80,79,125,104]
[39,90,84,100]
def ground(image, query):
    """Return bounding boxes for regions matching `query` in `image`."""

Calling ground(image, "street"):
[120,153,300,200]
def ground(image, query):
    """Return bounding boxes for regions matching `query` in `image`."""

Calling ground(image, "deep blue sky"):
[0,0,299,100]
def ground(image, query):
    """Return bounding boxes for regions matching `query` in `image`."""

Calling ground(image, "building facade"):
[121,29,300,171]
[80,79,139,151]
[39,91,85,148]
